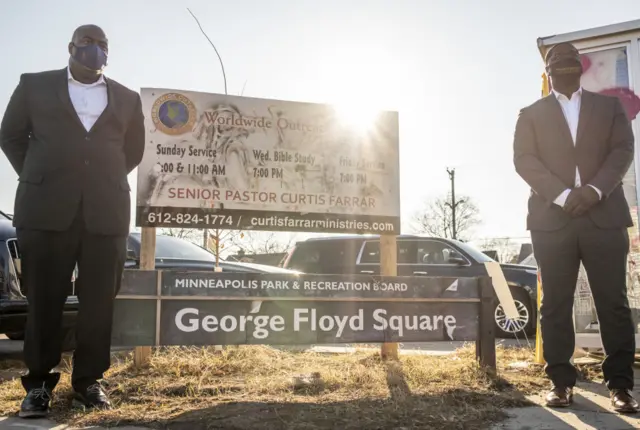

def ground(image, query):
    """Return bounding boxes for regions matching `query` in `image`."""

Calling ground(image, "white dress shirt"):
[67,67,108,132]
[551,87,602,207]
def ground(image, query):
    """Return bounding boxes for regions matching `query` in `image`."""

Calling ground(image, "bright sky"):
[0,0,638,243]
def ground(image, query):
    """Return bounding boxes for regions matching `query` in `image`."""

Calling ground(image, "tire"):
[61,326,76,352]
[494,287,535,339]
[5,331,24,341]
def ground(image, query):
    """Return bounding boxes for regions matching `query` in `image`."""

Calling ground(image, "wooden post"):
[380,234,398,360]
[535,72,548,366]
[134,226,156,367]
[477,276,497,371]
[534,271,544,364]
[215,229,221,271]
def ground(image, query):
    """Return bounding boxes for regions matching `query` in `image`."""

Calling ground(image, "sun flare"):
[333,101,382,135]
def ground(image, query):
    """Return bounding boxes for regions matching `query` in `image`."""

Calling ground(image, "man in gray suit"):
[514,42,638,413]
[0,24,145,417]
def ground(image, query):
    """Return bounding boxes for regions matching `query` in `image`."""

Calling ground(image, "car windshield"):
[453,240,495,263]
[154,235,217,261]
[520,254,537,266]
[222,261,301,273]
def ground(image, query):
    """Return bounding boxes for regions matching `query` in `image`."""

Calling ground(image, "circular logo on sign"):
[151,93,197,135]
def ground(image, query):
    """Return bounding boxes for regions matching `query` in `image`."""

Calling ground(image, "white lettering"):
[294,308,308,331]
[444,315,457,328]
[350,309,364,331]
[419,316,433,330]
[318,315,334,331]
[253,315,270,339]
[270,315,285,332]
[175,308,200,332]
[202,315,218,332]
[388,315,403,337]
[220,315,237,332]
[372,310,458,337]
[372,309,388,330]
[334,315,349,337]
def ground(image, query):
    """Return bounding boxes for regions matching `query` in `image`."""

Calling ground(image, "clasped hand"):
[563,186,599,217]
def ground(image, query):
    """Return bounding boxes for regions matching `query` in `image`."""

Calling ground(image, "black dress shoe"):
[19,384,53,418]
[611,389,639,413]
[545,386,573,408]
[72,383,112,410]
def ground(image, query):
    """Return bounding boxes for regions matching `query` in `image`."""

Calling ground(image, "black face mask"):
[547,58,582,77]
[71,43,108,72]
[547,57,582,93]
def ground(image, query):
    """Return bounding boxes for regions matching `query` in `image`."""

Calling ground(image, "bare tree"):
[412,195,480,241]
[158,228,200,242]
[478,238,519,263]
[206,230,244,259]
[231,231,296,255]
[158,228,244,259]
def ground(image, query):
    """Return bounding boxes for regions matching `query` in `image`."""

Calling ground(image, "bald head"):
[68,24,109,83]
[70,25,108,52]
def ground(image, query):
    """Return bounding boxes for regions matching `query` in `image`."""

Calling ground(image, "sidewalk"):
[0,417,149,429]
[493,381,640,430]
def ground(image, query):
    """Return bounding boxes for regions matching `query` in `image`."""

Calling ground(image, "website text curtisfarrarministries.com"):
[173,308,458,339]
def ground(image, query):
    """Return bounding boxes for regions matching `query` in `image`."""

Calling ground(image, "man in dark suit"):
[514,42,638,413]
[0,24,145,417]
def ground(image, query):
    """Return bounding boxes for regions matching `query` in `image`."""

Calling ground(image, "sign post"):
[380,234,398,360]
[134,227,156,367]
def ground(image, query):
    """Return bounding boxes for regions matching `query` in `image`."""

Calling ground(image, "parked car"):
[520,253,537,267]
[0,214,297,344]
[282,235,539,338]
[0,211,80,344]
[125,232,298,273]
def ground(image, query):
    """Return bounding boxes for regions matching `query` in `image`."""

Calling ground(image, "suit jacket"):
[513,90,635,232]
[0,68,145,236]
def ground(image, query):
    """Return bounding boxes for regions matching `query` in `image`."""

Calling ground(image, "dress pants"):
[532,215,636,390]
[17,205,126,391]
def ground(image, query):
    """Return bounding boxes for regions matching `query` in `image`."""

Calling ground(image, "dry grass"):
[0,345,603,430]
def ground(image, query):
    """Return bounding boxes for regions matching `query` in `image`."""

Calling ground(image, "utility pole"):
[446,168,457,239]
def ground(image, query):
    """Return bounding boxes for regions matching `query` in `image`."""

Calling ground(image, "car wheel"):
[5,331,24,341]
[494,287,535,338]
[61,326,76,352]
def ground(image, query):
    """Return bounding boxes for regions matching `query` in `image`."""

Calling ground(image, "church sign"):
[135,89,400,234]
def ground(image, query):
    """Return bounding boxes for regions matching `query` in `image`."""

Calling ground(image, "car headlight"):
[525,269,538,275]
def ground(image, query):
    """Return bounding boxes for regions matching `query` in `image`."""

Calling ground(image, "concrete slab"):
[0,417,149,429]
[305,339,527,355]
[308,345,455,355]
[493,382,640,430]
